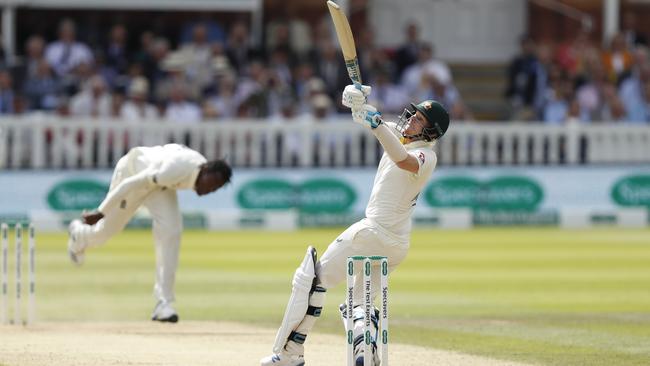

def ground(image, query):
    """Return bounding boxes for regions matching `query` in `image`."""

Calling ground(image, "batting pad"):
[272,246,317,354]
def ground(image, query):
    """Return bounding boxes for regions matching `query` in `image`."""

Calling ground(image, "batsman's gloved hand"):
[342,84,371,110]
[82,210,104,225]
[352,104,383,129]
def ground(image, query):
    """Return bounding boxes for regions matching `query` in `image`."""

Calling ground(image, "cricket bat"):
[327,0,363,86]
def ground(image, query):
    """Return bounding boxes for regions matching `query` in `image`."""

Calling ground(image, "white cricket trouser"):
[74,154,183,304]
[317,218,408,306]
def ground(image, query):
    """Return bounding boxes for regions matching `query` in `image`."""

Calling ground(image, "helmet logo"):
[423,102,432,110]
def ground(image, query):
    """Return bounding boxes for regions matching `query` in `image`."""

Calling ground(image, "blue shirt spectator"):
[619,64,650,122]
[23,60,61,111]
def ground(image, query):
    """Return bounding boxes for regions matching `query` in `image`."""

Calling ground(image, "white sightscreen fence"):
[1,117,650,169]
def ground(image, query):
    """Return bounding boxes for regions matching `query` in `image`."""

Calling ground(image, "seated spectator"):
[291,62,317,114]
[0,70,14,114]
[105,24,130,76]
[618,45,648,85]
[366,68,409,114]
[601,84,627,122]
[365,48,397,86]
[401,43,451,98]
[70,75,112,117]
[541,66,573,124]
[45,19,94,77]
[555,30,600,78]
[631,80,650,122]
[265,21,298,64]
[134,31,155,67]
[144,37,170,97]
[203,72,238,119]
[418,70,471,121]
[268,46,294,87]
[356,27,378,84]
[310,93,334,120]
[266,7,311,59]
[226,21,258,74]
[164,81,202,123]
[236,61,271,118]
[14,35,46,88]
[575,57,623,121]
[179,24,214,91]
[296,76,326,117]
[120,77,158,121]
[22,60,61,111]
[110,91,125,118]
[311,39,348,102]
[56,96,71,117]
[601,33,633,84]
[155,52,200,105]
[620,63,650,122]
[395,22,426,80]
[266,70,294,118]
[505,36,544,120]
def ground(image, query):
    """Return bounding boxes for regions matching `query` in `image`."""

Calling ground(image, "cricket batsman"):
[67,143,232,322]
[260,84,450,365]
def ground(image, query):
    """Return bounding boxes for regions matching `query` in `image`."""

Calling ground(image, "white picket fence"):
[1,116,649,169]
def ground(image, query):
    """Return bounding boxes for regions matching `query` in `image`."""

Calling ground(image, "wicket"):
[346,255,388,366]
[1,222,36,326]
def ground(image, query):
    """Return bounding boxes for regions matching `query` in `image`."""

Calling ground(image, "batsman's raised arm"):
[342,84,448,174]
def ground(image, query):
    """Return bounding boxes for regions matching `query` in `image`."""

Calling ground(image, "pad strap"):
[306,305,322,317]
[288,331,307,344]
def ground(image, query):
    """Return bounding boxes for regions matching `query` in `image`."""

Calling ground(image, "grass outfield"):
[10,228,650,366]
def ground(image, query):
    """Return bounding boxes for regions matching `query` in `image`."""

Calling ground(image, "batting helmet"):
[397,100,450,142]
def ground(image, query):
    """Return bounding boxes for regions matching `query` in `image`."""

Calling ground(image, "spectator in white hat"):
[120,77,158,122]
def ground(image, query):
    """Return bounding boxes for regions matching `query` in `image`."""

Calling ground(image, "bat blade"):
[327,0,362,84]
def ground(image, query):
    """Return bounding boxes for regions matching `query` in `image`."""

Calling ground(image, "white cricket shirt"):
[98,144,207,213]
[365,126,437,243]
[129,144,207,190]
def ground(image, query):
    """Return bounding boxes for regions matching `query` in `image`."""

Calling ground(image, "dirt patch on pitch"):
[0,322,530,366]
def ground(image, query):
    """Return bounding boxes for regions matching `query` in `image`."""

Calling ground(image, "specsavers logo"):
[611,175,650,207]
[47,179,109,211]
[237,178,356,213]
[425,176,544,211]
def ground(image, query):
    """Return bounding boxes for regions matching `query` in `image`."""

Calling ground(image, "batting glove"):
[342,84,371,110]
[352,104,382,129]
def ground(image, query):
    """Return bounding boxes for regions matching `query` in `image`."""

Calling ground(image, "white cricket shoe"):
[67,219,85,265]
[151,301,179,323]
[260,352,305,366]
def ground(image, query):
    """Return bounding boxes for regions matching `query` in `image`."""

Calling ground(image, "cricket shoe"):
[67,219,85,265]
[151,301,179,323]
[353,335,380,366]
[260,352,305,366]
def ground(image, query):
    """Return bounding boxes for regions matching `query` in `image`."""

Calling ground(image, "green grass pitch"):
[22,228,650,365]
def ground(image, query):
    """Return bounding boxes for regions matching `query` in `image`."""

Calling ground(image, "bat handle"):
[353,81,362,90]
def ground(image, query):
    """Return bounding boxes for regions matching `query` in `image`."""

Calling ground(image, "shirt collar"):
[404,139,436,150]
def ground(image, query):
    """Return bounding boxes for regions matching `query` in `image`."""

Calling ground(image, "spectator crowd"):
[1,14,649,125]
[0,16,469,124]
[506,17,650,124]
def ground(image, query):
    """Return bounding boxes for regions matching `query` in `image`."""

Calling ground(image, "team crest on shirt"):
[418,152,426,164]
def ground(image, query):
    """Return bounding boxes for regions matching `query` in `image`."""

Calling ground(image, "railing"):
[0,116,649,169]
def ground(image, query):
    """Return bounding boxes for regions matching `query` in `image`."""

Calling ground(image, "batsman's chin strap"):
[373,124,409,163]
